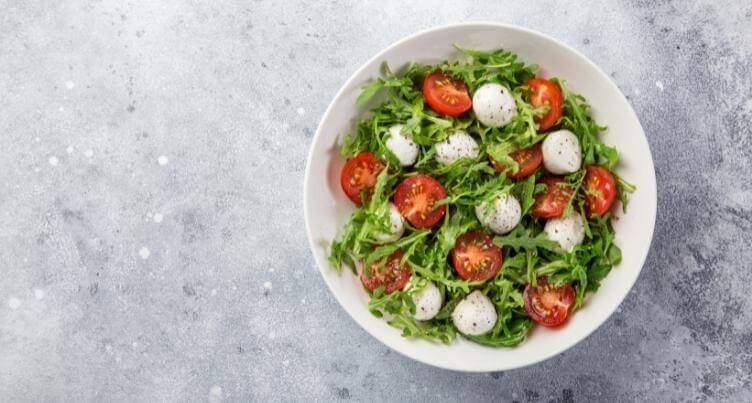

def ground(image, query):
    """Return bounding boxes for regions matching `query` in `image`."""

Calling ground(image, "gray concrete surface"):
[1,0,750,401]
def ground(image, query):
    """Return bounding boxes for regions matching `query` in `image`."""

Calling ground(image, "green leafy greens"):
[328,46,632,348]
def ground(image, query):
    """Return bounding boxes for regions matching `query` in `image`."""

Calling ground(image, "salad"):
[328,46,634,347]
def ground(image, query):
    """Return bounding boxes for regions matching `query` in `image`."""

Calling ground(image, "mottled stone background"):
[1,0,750,401]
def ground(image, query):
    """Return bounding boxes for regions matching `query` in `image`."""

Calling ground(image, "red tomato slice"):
[422,71,472,117]
[393,174,447,228]
[527,78,563,131]
[531,176,574,219]
[490,143,544,180]
[523,277,575,327]
[340,152,384,205]
[361,249,411,294]
[583,165,617,217]
[451,230,503,282]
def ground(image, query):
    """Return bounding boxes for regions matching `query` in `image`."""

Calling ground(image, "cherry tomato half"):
[361,249,411,294]
[340,152,384,205]
[393,174,447,228]
[451,230,503,282]
[490,143,544,180]
[583,165,617,217]
[523,277,575,327]
[531,176,574,219]
[527,78,563,131]
[422,71,472,117]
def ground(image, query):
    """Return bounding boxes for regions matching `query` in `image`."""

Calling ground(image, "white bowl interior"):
[304,23,656,372]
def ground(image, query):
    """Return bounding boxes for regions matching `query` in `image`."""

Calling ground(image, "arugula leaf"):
[486,142,518,174]
[442,46,537,92]
[388,313,458,344]
[463,324,529,347]
[555,78,618,169]
[356,79,385,105]
[328,169,399,272]
[562,169,586,218]
[494,226,561,253]
[511,174,537,216]
[615,172,637,212]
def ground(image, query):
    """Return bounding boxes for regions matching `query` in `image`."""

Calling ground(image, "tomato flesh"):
[490,143,543,180]
[393,174,447,228]
[340,152,384,205]
[583,165,617,217]
[451,230,503,282]
[527,78,563,131]
[531,176,573,219]
[422,71,472,117]
[523,277,575,327]
[361,249,411,294]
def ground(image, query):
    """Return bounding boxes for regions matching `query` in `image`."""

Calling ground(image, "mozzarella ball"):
[544,211,586,252]
[372,203,405,243]
[451,290,498,336]
[475,194,522,235]
[385,124,419,167]
[412,282,443,321]
[542,130,582,174]
[472,83,518,128]
[435,131,479,165]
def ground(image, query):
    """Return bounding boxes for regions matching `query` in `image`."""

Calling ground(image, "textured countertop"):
[2,1,751,401]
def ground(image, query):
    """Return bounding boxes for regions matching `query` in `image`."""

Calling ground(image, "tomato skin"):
[451,230,503,282]
[583,165,617,217]
[340,152,384,205]
[393,174,447,228]
[523,277,575,327]
[490,143,544,180]
[531,176,574,219]
[526,78,563,131]
[422,71,472,117]
[361,249,411,294]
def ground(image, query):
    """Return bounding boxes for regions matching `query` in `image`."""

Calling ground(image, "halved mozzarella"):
[435,131,479,165]
[412,282,443,321]
[385,124,419,167]
[541,130,582,174]
[472,83,518,128]
[475,194,522,235]
[451,290,497,336]
[372,203,404,243]
[544,211,585,252]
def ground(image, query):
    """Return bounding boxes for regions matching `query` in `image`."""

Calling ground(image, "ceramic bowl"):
[304,22,656,372]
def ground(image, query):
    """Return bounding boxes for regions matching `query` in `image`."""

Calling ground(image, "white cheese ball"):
[474,194,522,235]
[372,203,404,243]
[472,83,518,128]
[412,282,443,321]
[451,290,498,336]
[544,211,586,252]
[542,129,582,174]
[435,131,479,165]
[385,124,419,167]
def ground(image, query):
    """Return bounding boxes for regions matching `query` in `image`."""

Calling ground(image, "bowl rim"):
[303,21,656,372]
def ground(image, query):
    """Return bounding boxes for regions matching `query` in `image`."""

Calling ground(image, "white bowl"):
[304,22,656,372]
